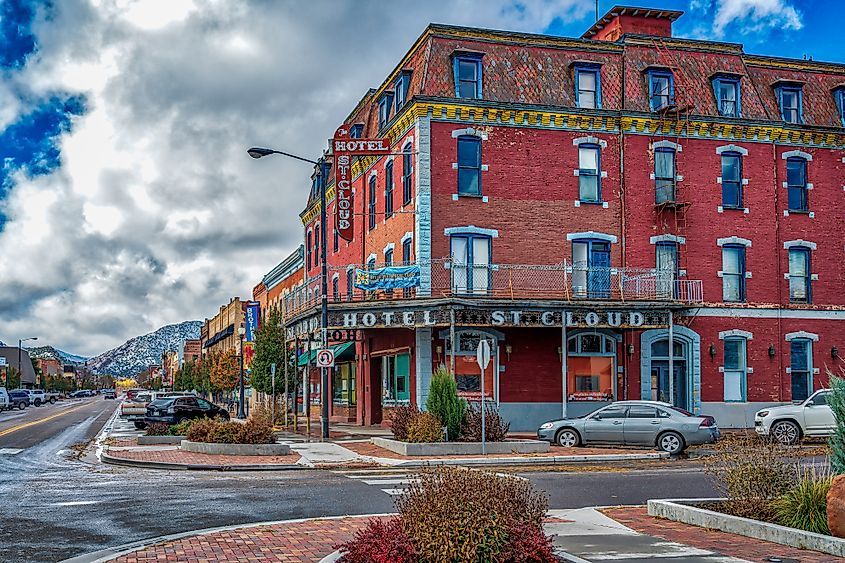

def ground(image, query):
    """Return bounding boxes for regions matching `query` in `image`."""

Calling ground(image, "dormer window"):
[453,52,483,99]
[835,88,845,126]
[647,69,674,111]
[350,124,364,138]
[775,83,803,124]
[712,75,741,117]
[573,63,601,109]
[394,71,411,112]
[378,91,395,130]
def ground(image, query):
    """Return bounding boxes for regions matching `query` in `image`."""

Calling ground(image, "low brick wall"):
[137,435,186,445]
[371,437,550,456]
[180,440,291,456]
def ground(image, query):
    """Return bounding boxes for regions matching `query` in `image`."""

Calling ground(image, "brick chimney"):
[582,5,683,41]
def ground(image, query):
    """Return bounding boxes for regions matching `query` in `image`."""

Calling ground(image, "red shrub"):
[336,518,416,563]
[499,521,557,563]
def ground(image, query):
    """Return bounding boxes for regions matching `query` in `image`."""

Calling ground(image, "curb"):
[59,513,394,563]
[384,451,669,467]
[100,450,307,472]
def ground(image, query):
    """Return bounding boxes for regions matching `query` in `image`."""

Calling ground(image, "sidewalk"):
[64,506,837,563]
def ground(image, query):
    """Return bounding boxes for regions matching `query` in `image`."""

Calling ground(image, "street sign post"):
[476,340,492,455]
[316,349,335,368]
[270,363,276,427]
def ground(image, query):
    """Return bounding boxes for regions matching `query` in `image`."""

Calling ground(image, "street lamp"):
[237,325,247,420]
[19,337,37,389]
[248,145,331,440]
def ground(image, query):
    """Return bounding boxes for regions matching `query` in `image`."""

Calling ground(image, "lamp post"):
[248,146,331,440]
[19,337,37,388]
[237,325,246,419]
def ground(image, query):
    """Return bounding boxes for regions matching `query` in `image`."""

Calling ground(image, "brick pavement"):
[604,506,837,563]
[106,447,302,466]
[109,517,377,563]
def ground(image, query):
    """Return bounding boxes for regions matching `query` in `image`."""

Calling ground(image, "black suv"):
[143,396,229,427]
[8,391,30,410]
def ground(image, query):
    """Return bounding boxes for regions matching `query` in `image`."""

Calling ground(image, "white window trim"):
[383,155,395,167]
[785,331,819,342]
[783,239,817,250]
[650,234,686,245]
[383,242,395,255]
[573,135,608,149]
[782,150,812,161]
[401,231,413,244]
[652,140,682,152]
[366,253,377,264]
[717,236,752,247]
[444,225,499,238]
[566,231,618,243]
[451,127,488,140]
[331,272,339,281]
[716,144,748,156]
[719,329,753,340]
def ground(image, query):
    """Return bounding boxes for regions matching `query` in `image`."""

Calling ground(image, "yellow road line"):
[0,403,92,438]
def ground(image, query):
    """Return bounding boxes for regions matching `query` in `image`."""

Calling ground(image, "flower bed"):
[371,436,549,456]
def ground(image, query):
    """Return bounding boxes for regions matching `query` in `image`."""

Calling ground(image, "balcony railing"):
[282,259,703,318]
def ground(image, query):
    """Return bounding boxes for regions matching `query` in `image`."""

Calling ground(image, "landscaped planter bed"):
[138,435,186,445]
[648,498,845,558]
[180,440,290,456]
[371,436,550,456]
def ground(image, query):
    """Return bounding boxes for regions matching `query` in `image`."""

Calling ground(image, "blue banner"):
[355,265,420,291]
[245,302,260,343]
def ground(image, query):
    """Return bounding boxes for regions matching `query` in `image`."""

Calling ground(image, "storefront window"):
[333,363,356,406]
[567,333,616,401]
[382,353,410,404]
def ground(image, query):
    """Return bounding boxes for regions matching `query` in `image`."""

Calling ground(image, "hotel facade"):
[283,6,845,431]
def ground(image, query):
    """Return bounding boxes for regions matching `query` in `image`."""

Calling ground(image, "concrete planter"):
[648,498,845,558]
[180,440,290,456]
[371,437,549,456]
[137,435,186,445]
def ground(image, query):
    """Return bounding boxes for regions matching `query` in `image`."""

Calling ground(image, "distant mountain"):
[87,321,202,377]
[26,345,88,365]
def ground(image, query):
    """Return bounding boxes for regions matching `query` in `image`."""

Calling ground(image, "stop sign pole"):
[476,339,492,455]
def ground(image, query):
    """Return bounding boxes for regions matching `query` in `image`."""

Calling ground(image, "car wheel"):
[49,397,57,404]
[657,431,686,455]
[34,399,42,407]
[771,420,801,446]
[556,428,581,448]
[17,402,26,410]
[133,421,147,430]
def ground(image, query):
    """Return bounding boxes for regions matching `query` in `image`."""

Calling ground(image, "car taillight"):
[699,416,715,427]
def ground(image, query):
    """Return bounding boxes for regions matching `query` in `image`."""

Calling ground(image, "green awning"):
[297,341,355,367]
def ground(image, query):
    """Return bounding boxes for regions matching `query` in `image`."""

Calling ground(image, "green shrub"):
[460,403,510,442]
[426,368,466,442]
[186,417,217,442]
[168,419,194,436]
[389,404,420,442]
[774,470,832,535]
[238,415,275,444]
[211,422,242,444]
[145,422,170,436]
[396,467,549,562]
[828,372,845,475]
[704,434,796,521]
[406,412,444,443]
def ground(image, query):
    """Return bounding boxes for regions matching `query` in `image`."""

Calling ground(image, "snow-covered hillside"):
[26,345,88,365]
[87,321,201,376]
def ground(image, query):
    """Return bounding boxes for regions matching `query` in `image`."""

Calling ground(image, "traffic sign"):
[0,357,6,366]
[476,340,491,370]
[316,349,335,368]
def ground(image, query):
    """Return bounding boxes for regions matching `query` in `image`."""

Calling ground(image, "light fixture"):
[832,346,839,360]
[768,344,776,358]
[505,344,512,361]
[238,325,246,337]
[627,344,635,356]
[247,147,275,159]
[709,344,716,358]
[557,346,563,362]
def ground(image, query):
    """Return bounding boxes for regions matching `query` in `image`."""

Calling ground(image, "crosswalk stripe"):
[360,478,414,486]
[381,488,407,496]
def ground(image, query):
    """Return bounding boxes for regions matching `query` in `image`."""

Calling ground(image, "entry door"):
[588,243,611,298]
[583,405,627,443]
[651,361,688,410]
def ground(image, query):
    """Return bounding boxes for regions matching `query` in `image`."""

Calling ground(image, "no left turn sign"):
[316,349,335,368]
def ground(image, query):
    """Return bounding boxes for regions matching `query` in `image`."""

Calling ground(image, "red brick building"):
[285,6,845,430]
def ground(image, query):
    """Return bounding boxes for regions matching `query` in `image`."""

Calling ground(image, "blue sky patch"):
[0,0,41,69]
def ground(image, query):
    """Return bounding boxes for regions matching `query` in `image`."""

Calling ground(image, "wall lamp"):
[768,344,776,358]
[833,346,839,360]
[557,346,563,362]
[627,344,635,357]
[708,344,717,358]
[505,344,512,361]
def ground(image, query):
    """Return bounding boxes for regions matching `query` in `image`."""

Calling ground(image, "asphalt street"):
[0,398,718,563]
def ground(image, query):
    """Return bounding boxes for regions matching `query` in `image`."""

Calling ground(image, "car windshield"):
[134,394,152,402]
[148,398,175,408]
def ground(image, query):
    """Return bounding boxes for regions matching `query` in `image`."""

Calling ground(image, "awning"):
[298,341,355,367]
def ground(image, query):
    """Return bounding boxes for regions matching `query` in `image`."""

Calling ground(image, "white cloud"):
[0,0,593,356]
[692,0,803,39]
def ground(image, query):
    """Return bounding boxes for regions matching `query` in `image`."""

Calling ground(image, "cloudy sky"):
[0,0,832,356]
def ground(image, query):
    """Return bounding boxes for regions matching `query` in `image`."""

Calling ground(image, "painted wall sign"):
[355,265,421,290]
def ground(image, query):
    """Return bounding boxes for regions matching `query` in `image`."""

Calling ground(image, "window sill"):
[575,200,609,209]
[452,193,488,203]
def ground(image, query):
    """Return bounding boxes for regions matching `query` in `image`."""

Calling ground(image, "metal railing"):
[282,259,703,318]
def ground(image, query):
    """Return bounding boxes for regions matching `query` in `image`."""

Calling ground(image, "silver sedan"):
[537,400,720,455]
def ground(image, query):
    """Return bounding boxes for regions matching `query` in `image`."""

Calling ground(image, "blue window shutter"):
[452,57,460,97]
[477,59,483,99]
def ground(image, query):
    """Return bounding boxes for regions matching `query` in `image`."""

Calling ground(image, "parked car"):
[0,388,9,411]
[69,390,94,398]
[141,396,229,428]
[125,389,145,401]
[103,389,116,399]
[8,390,30,410]
[754,389,834,445]
[537,400,720,455]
